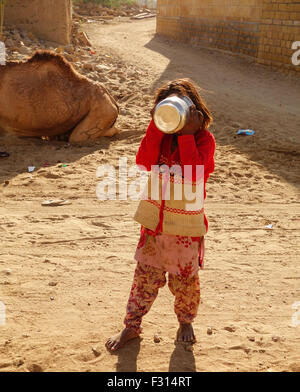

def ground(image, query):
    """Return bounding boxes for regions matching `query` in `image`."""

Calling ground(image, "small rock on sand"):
[18,45,30,55]
[92,347,101,357]
[224,326,236,333]
[120,109,128,116]
[271,336,280,342]
[14,359,24,367]
[5,38,14,47]
[27,363,43,372]
[153,334,161,343]
[207,327,213,335]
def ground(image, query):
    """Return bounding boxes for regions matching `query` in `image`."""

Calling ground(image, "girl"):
[106,78,215,351]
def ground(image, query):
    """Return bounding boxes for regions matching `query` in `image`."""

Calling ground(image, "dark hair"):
[154,78,213,129]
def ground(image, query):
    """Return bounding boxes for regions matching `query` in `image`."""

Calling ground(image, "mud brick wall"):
[157,0,300,74]
[4,0,72,45]
[257,1,300,73]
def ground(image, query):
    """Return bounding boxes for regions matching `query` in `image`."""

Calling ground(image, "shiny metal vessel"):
[153,95,194,134]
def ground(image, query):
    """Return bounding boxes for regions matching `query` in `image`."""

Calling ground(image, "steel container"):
[153,95,194,134]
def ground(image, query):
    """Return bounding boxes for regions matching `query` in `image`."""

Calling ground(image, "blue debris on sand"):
[237,129,255,136]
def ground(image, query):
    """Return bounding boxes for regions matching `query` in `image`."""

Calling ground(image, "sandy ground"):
[0,18,300,372]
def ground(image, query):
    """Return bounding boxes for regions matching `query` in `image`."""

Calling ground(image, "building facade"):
[5,0,72,45]
[157,0,300,74]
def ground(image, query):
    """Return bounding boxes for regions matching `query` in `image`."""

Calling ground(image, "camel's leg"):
[101,126,120,137]
[69,120,119,143]
[69,113,105,143]
[69,99,118,143]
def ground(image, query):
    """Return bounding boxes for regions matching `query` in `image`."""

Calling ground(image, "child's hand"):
[178,106,203,136]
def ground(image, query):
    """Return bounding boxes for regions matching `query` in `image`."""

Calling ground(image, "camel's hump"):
[28,50,73,69]
[3,50,86,81]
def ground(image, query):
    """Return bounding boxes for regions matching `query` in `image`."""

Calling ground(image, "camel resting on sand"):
[0,50,119,143]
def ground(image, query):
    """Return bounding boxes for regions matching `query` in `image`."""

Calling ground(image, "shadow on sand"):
[107,336,142,372]
[0,126,144,186]
[106,337,196,372]
[169,342,196,372]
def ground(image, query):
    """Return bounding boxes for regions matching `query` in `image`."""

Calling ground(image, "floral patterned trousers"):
[124,262,200,334]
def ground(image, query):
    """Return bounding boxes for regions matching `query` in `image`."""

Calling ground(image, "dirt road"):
[0,18,299,372]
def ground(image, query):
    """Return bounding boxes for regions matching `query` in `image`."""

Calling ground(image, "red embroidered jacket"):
[136,120,215,232]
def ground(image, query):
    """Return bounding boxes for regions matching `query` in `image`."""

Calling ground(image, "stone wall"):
[156,0,300,74]
[4,0,72,45]
[257,1,300,71]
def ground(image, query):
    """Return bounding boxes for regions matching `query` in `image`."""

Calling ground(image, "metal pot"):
[153,95,194,134]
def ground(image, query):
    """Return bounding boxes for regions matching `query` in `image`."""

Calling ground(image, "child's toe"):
[111,341,120,351]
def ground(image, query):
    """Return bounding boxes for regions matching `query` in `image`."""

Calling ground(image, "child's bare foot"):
[176,323,196,343]
[105,328,140,351]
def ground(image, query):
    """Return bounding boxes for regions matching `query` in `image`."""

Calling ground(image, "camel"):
[0,50,119,143]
